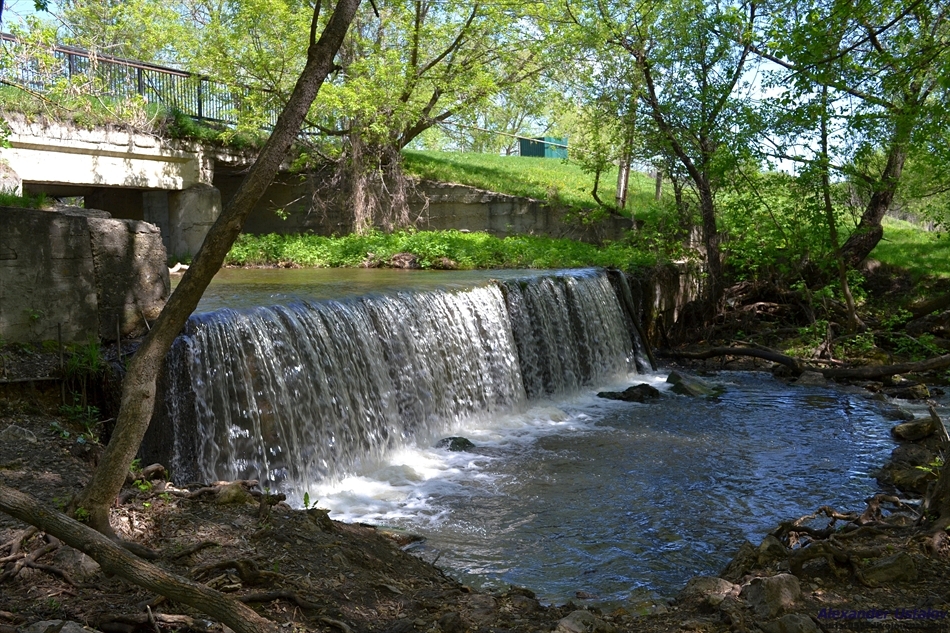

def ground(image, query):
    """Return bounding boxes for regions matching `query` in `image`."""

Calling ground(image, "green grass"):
[401,150,660,219]
[226,230,656,271]
[871,217,950,279]
[0,189,49,209]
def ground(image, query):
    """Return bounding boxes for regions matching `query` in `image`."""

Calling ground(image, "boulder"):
[760,614,819,633]
[667,371,721,397]
[740,574,801,619]
[794,371,827,387]
[676,576,739,611]
[51,546,101,582]
[884,382,931,400]
[597,383,661,403]
[859,552,918,587]
[21,622,100,633]
[390,252,421,269]
[757,535,788,566]
[215,482,253,505]
[878,405,915,421]
[437,611,464,633]
[556,610,615,633]
[721,541,758,582]
[0,424,38,443]
[891,418,936,441]
[874,444,937,494]
[436,437,476,452]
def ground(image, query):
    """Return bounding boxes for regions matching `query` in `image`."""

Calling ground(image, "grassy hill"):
[871,217,950,279]
[401,150,660,219]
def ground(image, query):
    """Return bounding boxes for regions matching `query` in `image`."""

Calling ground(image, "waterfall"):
[150,269,639,494]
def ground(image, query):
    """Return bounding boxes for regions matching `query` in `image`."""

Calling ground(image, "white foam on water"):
[313,371,670,527]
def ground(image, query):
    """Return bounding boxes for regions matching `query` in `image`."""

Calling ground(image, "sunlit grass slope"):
[225,230,654,270]
[401,150,658,219]
[872,217,950,279]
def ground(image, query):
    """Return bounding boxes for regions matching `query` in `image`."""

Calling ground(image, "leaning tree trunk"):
[71,0,362,537]
[0,486,278,633]
[839,105,915,267]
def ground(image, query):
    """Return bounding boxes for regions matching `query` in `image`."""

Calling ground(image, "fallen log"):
[660,345,805,373]
[661,345,950,380]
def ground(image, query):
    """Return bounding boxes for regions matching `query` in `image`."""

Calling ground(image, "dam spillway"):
[147,269,643,494]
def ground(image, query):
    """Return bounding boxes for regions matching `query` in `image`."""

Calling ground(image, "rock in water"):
[891,418,936,441]
[667,371,722,397]
[794,371,827,386]
[436,437,476,452]
[597,383,661,402]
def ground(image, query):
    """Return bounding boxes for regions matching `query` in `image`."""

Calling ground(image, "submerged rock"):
[597,383,661,403]
[667,371,722,397]
[436,437,476,452]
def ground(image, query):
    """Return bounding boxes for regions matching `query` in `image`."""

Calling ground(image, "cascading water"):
[153,269,640,498]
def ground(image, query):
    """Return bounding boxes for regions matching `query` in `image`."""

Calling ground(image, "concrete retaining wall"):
[215,175,632,244]
[0,207,169,344]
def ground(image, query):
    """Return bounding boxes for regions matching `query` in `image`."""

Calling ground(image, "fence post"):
[197,78,203,119]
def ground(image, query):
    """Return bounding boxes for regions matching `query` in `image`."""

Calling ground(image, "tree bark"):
[70,0,362,536]
[0,485,278,633]
[839,99,916,267]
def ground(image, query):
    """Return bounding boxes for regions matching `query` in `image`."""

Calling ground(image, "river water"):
[174,268,909,606]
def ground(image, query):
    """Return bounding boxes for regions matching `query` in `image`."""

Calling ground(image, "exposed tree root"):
[0,484,279,633]
[239,590,321,610]
[0,535,61,584]
[777,495,924,583]
[318,616,355,633]
[193,558,280,585]
[168,540,219,561]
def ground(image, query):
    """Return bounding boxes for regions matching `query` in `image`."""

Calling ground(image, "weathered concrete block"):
[168,184,221,260]
[0,207,168,343]
[87,217,169,338]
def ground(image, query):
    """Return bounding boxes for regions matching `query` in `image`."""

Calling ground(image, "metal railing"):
[0,32,281,127]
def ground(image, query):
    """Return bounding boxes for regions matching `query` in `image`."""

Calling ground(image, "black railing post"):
[196,78,203,119]
[136,67,144,96]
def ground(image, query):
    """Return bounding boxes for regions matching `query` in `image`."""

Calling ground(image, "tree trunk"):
[839,106,915,267]
[0,485,278,633]
[697,179,723,306]
[71,0,362,536]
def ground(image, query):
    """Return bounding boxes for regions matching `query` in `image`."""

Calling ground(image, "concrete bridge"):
[1,116,256,260]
